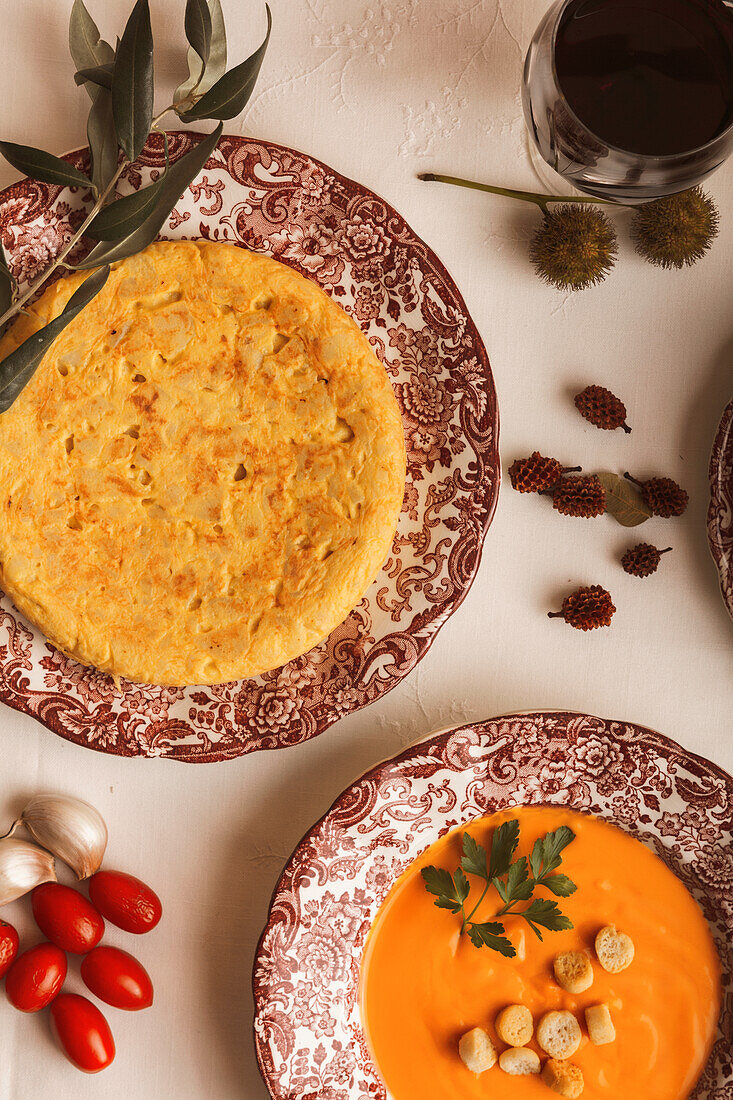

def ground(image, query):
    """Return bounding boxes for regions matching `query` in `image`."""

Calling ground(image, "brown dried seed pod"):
[624,473,688,517]
[509,452,580,494]
[548,586,616,630]
[530,204,618,291]
[631,187,720,269]
[574,385,630,433]
[621,543,672,578]
[552,475,606,518]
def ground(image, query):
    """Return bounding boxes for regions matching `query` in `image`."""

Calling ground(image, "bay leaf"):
[74,63,115,91]
[175,0,227,104]
[0,141,91,189]
[87,87,119,194]
[69,0,115,99]
[75,124,222,269]
[596,471,652,527]
[179,4,270,122]
[112,0,154,163]
[0,266,110,413]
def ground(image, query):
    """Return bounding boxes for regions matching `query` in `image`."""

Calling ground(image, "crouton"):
[542,1058,585,1097]
[585,1003,616,1045]
[553,950,594,994]
[458,1027,496,1073]
[595,925,634,973]
[495,1004,534,1046]
[498,1047,541,1075]
[536,1010,582,1060]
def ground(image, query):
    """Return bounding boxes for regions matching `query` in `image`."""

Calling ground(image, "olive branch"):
[0,0,271,413]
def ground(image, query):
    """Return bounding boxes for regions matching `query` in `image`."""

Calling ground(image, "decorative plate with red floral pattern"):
[0,132,499,761]
[709,397,733,623]
[252,711,732,1099]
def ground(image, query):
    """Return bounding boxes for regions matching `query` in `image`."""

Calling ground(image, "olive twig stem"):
[417,172,620,212]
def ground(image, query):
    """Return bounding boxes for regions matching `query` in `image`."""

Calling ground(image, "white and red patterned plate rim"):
[708,396,733,623]
[252,709,732,1099]
[0,130,500,762]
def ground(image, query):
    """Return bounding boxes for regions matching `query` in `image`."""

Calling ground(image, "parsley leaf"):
[531,826,575,879]
[522,898,574,940]
[541,873,577,897]
[468,922,516,956]
[489,819,520,880]
[421,866,469,913]
[460,833,488,879]
[421,819,577,955]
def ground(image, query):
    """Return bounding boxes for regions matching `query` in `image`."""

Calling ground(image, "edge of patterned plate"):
[708,396,733,622]
[252,710,732,1099]
[0,132,500,761]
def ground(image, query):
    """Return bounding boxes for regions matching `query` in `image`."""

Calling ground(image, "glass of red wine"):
[523,0,733,201]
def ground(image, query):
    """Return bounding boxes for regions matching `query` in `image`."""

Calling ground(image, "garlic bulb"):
[0,837,56,905]
[18,795,107,880]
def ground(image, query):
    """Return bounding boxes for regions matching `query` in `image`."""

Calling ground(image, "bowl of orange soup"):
[253,711,732,1099]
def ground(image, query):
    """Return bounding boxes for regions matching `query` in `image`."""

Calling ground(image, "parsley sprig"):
[421,820,577,957]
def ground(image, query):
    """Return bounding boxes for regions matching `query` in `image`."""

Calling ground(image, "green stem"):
[418,172,619,212]
[461,882,492,932]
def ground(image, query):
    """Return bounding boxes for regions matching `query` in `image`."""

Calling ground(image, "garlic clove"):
[20,795,107,880]
[0,837,56,905]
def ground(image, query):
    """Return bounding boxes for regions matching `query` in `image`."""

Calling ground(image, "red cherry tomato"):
[88,871,161,934]
[32,883,104,954]
[5,942,67,1012]
[49,993,115,1073]
[0,919,19,978]
[81,945,153,1010]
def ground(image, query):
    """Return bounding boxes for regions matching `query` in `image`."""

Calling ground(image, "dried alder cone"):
[509,452,580,494]
[552,475,606,518]
[575,385,631,433]
[549,586,616,630]
[625,474,689,518]
[621,543,672,578]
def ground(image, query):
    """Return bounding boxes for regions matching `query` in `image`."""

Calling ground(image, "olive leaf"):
[87,87,119,194]
[0,266,110,414]
[596,471,652,527]
[0,141,91,189]
[74,63,115,90]
[87,135,169,240]
[0,241,15,332]
[175,0,227,103]
[69,0,115,91]
[75,124,222,269]
[112,0,154,163]
[179,3,270,121]
[185,0,212,71]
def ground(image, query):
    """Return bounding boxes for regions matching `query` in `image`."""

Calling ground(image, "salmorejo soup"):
[360,806,720,1100]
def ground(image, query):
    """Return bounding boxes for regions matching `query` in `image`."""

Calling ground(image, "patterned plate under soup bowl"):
[252,710,732,1099]
[709,396,733,623]
[0,131,499,761]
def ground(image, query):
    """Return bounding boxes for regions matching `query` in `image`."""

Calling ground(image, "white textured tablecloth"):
[0,1,731,1096]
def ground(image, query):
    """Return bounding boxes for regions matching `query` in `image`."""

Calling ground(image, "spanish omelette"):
[0,241,406,685]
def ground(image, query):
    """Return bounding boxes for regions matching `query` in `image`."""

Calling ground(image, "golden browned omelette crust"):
[0,241,406,685]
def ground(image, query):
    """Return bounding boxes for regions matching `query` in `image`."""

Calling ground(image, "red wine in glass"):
[523,0,733,199]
